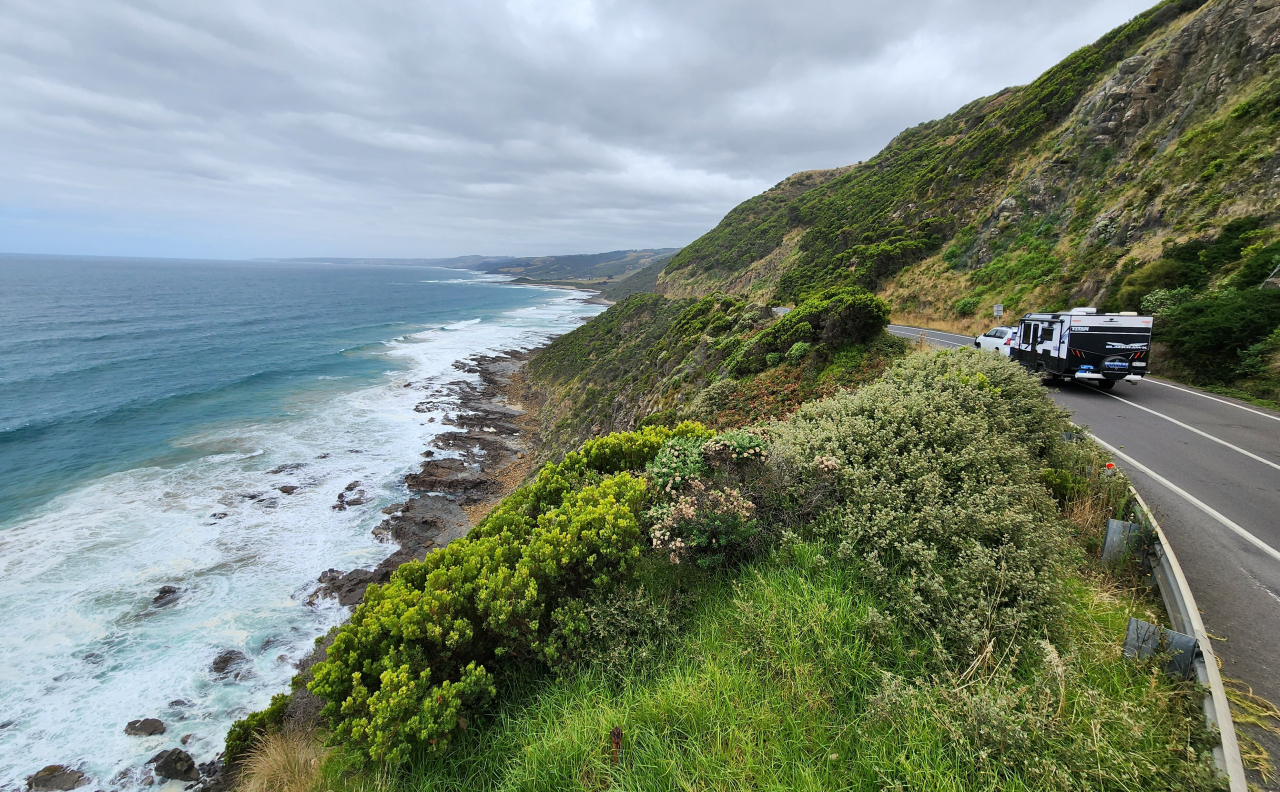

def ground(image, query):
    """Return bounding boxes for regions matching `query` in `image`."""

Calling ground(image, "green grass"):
[318,546,1220,792]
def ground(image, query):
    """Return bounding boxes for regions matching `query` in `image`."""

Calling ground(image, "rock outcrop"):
[26,766,86,791]
[125,717,165,736]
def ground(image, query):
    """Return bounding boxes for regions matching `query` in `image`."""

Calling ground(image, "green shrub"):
[1229,240,1280,289]
[224,693,289,767]
[784,341,812,365]
[1139,286,1195,317]
[308,424,715,766]
[1117,258,1201,311]
[1156,289,1280,381]
[953,295,981,316]
[646,435,710,494]
[636,409,678,429]
[649,480,759,568]
[770,349,1071,660]
[727,288,889,377]
[1039,468,1089,506]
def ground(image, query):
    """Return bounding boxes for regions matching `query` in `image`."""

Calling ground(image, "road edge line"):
[1090,435,1280,564]
[1146,377,1280,423]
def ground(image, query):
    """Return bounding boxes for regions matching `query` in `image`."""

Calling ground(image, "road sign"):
[993,304,1004,318]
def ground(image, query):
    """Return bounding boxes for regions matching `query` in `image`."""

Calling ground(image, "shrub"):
[1117,258,1201,311]
[1139,286,1195,317]
[1229,240,1280,289]
[769,349,1071,660]
[649,480,759,568]
[687,378,739,421]
[646,435,710,494]
[308,425,710,766]
[1155,289,1280,381]
[637,409,678,429]
[726,288,889,377]
[953,295,981,316]
[784,341,812,365]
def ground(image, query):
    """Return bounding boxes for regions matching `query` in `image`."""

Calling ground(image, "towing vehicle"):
[1009,307,1153,390]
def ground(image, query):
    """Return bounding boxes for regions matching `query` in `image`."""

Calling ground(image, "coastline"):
[200,345,552,787]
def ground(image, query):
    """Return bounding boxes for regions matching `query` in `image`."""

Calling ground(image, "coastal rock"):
[277,485,299,495]
[125,718,166,736]
[26,766,86,791]
[309,568,376,607]
[209,649,250,679]
[151,586,181,608]
[149,749,199,782]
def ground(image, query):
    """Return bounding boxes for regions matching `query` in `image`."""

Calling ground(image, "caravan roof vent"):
[1069,307,1098,314]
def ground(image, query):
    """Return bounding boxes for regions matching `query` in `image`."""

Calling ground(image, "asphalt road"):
[889,323,1280,778]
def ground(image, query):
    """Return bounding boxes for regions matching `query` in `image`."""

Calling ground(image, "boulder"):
[277,485,299,495]
[151,586,181,608]
[26,766,86,791]
[149,749,199,782]
[125,718,165,736]
[210,649,250,678]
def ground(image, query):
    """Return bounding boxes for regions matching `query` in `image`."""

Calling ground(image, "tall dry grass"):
[237,731,328,792]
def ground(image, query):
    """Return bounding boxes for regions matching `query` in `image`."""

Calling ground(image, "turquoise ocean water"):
[0,255,602,788]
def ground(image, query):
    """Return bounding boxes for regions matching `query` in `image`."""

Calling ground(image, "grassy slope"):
[524,293,906,457]
[656,0,1280,398]
[325,557,1212,791]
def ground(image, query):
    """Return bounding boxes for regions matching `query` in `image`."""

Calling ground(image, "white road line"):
[1146,378,1280,423]
[1099,391,1280,473]
[887,327,970,348]
[1090,435,1280,565]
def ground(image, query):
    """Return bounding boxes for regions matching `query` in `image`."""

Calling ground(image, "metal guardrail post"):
[1127,486,1247,791]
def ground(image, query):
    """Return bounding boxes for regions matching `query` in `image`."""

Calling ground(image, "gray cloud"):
[0,0,1154,258]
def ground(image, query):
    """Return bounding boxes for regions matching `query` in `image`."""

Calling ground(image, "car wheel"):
[1097,380,1116,391]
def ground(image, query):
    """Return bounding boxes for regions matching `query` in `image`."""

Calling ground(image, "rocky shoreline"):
[216,348,542,789]
[27,349,547,792]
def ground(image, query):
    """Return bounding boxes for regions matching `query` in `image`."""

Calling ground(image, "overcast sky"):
[0,0,1155,260]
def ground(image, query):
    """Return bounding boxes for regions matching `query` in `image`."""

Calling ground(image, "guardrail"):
[1119,485,1247,791]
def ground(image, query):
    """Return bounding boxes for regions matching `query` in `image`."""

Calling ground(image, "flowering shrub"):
[649,480,757,568]
[308,424,708,766]
[644,430,767,567]
[770,349,1071,660]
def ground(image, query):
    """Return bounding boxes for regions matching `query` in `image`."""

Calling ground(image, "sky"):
[0,0,1157,260]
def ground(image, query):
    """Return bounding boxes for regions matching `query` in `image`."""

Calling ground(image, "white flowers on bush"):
[770,348,1071,660]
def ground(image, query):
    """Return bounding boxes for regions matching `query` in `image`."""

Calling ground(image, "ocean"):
[0,254,603,788]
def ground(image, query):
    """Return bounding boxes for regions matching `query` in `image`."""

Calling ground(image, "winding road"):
[889,323,1280,770]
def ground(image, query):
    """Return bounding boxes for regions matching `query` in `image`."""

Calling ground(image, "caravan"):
[1009,307,1153,390]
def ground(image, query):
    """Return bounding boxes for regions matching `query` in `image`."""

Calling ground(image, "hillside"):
[655,0,1280,402]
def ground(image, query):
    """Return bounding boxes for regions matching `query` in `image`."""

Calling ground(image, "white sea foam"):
[0,286,602,790]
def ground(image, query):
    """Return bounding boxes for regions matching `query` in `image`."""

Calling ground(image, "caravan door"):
[1035,321,1060,371]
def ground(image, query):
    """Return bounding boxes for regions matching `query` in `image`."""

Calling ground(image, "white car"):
[974,326,1015,356]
